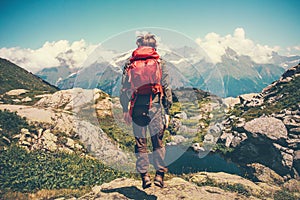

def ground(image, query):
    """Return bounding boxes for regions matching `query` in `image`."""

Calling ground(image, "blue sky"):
[0,0,299,49]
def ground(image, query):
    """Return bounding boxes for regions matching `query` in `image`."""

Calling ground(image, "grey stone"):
[244,117,288,140]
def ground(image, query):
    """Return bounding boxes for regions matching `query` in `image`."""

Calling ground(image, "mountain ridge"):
[0,58,58,94]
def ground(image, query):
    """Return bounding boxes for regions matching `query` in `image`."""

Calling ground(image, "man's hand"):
[123,112,132,125]
[165,114,170,129]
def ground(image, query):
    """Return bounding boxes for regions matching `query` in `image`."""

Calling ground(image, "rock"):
[42,130,57,142]
[229,115,237,120]
[225,134,234,147]
[238,93,259,105]
[34,94,52,99]
[174,111,188,120]
[289,126,300,134]
[236,118,246,128]
[21,128,31,136]
[283,179,300,192]
[244,117,288,141]
[74,120,128,167]
[170,118,182,133]
[294,150,300,160]
[247,163,284,185]
[45,141,57,152]
[204,134,215,143]
[2,136,11,144]
[294,150,300,176]
[21,97,32,102]
[167,135,187,146]
[190,172,266,197]
[191,143,205,152]
[58,147,74,154]
[231,136,242,147]
[35,88,112,117]
[66,138,75,148]
[84,176,259,200]
[75,143,83,150]
[5,89,29,96]
[95,97,113,118]
[281,152,294,168]
[20,140,31,147]
[283,116,299,128]
[222,97,240,108]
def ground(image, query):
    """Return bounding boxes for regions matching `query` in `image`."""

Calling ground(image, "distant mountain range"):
[0,58,58,94]
[20,47,300,97]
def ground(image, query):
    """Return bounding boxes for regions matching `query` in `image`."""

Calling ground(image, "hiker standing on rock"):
[120,33,172,189]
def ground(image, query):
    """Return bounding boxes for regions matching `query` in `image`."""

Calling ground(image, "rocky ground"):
[63,171,299,200]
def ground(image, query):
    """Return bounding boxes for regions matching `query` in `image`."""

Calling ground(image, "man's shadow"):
[101,186,157,200]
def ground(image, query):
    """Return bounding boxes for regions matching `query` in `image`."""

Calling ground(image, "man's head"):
[136,33,157,49]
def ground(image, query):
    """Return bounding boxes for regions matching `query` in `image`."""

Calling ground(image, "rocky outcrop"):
[0,101,129,167]
[247,163,285,185]
[76,171,300,200]
[80,176,257,200]
[35,88,112,117]
[13,128,84,153]
[5,89,29,96]
[219,64,300,180]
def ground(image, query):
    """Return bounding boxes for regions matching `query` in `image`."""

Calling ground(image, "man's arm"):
[120,61,131,113]
[160,60,172,115]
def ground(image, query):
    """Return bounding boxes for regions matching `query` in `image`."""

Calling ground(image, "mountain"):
[35,47,299,98]
[54,59,191,97]
[189,48,286,97]
[35,65,76,86]
[271,51,300,69]
[55,61,123,96]
[0,58,58,94]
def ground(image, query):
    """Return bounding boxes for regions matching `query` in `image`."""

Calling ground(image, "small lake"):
[165,146,245,176]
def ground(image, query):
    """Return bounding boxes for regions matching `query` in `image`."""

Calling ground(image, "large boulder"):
[244,117,288,141]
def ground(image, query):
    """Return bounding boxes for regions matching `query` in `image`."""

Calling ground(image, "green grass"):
[98,116,135,152]
[0,109,35,148]
[0,107,133,198]
[229,76,300,121]
[0,145,132,194]
[0,58,58,95]
[186,174,250,197]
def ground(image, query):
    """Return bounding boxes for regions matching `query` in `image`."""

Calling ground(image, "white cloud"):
[196,28,280,64]
[284,45,300,56]
[0,39,97,73]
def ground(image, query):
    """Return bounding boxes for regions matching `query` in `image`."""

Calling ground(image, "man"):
[120,33,172,189]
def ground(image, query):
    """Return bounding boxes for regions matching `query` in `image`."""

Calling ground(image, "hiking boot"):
[154,171,164,188]
[141,173,151,189]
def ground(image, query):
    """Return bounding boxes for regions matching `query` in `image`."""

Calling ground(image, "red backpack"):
[126,46,164,117]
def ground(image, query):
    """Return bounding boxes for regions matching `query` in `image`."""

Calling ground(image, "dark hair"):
[136,33,157,48]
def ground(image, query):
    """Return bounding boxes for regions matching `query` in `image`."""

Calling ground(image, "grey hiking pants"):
[132,102,167,174]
